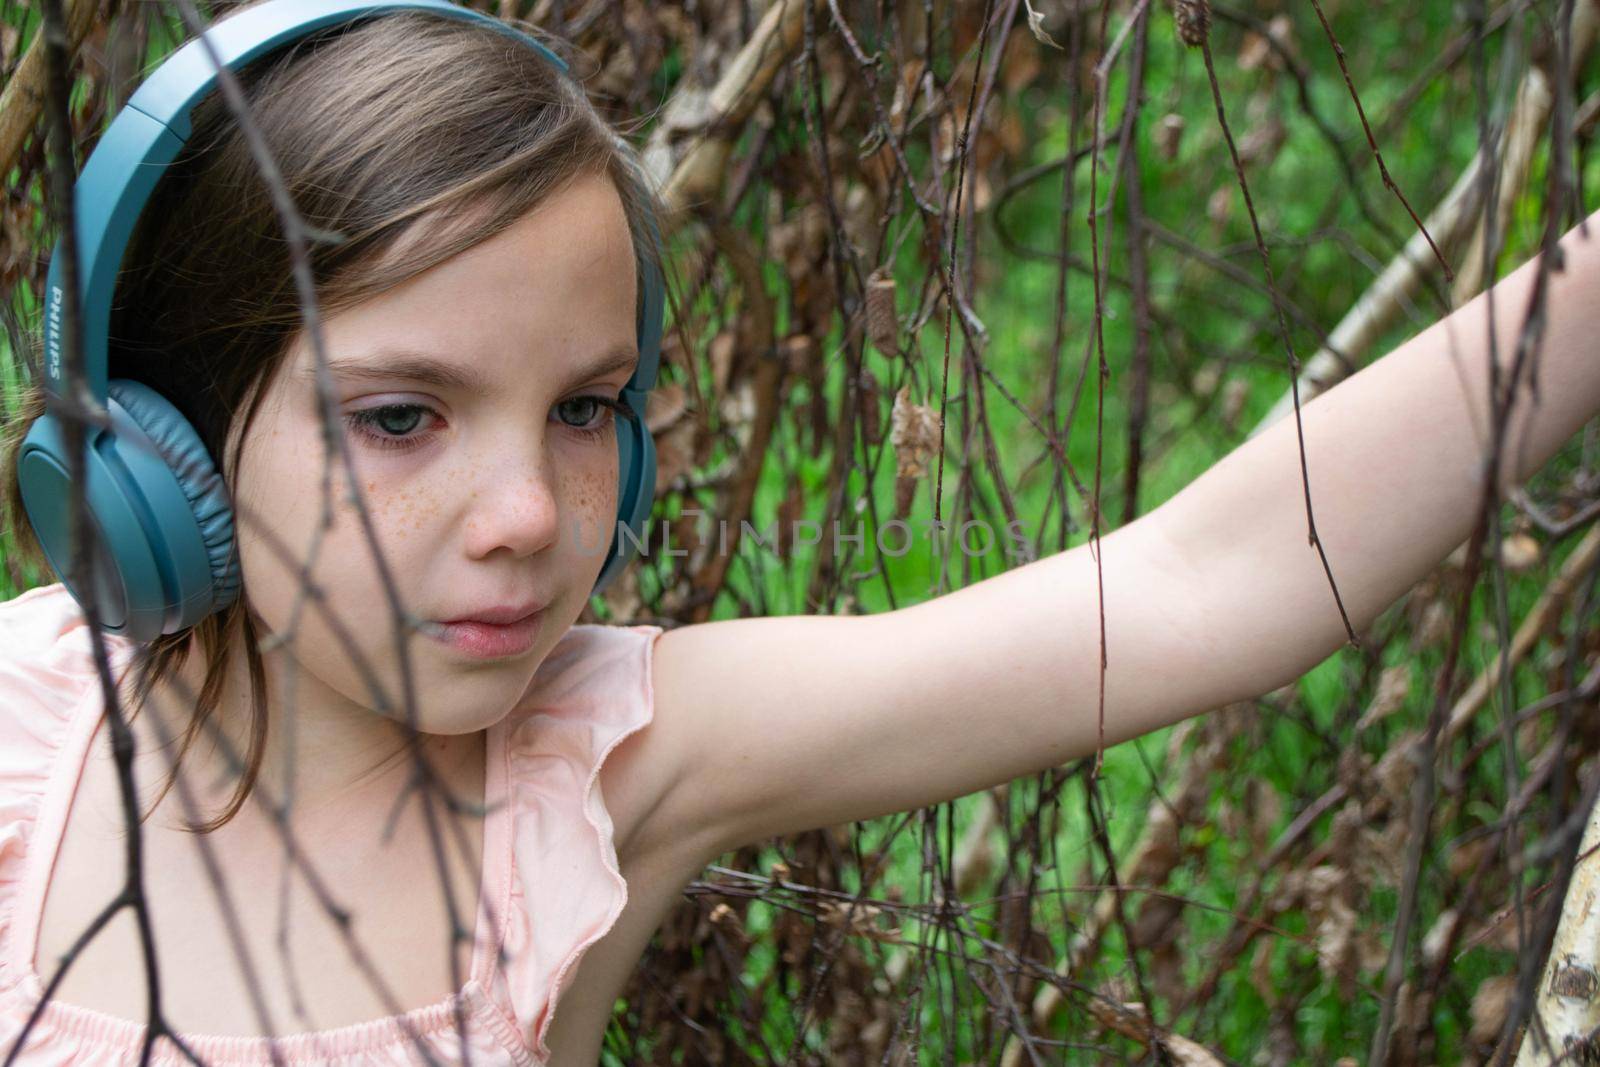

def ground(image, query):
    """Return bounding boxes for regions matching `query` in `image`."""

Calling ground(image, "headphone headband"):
[41,0,569,404]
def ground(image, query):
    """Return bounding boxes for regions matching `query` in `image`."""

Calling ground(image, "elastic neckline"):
[7,647,520,1062]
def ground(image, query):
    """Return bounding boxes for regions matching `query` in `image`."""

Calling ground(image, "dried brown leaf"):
[1421,908,1461,968]
[1158,112,1186,162]
[866,267,898,354]
[1469,974,1517,1047]
[891,385,942,479]
[1173,0,1211,47]
[1023,0,1064,49]
[1501,531,1542,571]
[1357,664,1412,731]
[708,330,737,397]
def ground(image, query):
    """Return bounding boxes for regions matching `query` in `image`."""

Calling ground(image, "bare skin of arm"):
[601,208,1600,870]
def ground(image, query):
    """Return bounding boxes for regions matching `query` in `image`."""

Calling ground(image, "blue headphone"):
[16,0,663,641]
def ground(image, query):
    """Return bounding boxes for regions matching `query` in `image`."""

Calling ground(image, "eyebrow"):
[307,345,640,393]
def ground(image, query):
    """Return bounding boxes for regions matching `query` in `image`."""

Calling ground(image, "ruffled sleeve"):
[491,621,663,1062]
[0,584,137,999]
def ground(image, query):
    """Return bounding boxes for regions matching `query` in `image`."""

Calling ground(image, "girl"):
[1,3,1599,1066]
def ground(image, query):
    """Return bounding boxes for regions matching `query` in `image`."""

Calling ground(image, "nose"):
[461,453,562,560]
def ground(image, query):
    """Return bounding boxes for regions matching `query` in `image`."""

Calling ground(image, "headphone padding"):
[106,379,242,613]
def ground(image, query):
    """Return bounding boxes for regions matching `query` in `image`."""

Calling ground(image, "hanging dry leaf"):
[1219,377,1251,431]
[1357,663,1412,731]
[1374,730,1422,808]
[708,329,737,396]
[1238,15,1295,72]
[643,381,690,434]
[1470,974,1517,1047]
[891,385,943,479]
[892,387,942,519]
[1132,893,1184,949]
[1173,0,1211,47]
[894,474,919,520]
[779,333,816,376]
[1501,531,1542,571]
[1247,778,1282,852]
[1158,112,1186,162]
[653,418,698,492]
[1130,803,1183,883]
[816,900,903,942]
[1238,29,1272,71]
[1238,111,1287,168]
[1316,896,1361,996]
[1421,908,1461,968]
[866,267,898,354]
[1023,0,1064,49]
[1417,598,1454,647]
[841,183,879,255]
[717,377,757,427]
[1206,184,1232,225]
[1087,997,1225,1066]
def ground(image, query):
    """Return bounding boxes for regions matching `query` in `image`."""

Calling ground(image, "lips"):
[428,598,551,659]
[439,600,549,626]
[428,609,547,659]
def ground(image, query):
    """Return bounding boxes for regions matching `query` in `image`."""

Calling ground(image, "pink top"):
[0,582,664,1066]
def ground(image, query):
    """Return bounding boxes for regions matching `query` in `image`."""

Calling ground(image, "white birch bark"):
[1514,787,1600,1065]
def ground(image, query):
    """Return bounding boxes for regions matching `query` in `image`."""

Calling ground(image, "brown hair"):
[0,6,665,833]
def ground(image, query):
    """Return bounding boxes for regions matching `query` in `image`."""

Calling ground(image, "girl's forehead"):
[284,179,638,391]
[293,342,639,397]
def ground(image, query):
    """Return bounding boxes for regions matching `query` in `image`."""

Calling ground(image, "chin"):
[407,663,540,728]
[401,716,497,738]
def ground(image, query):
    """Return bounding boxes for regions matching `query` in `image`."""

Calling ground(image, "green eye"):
[344,403,438,452]
[556,394,632,440]
[370,407,424,435]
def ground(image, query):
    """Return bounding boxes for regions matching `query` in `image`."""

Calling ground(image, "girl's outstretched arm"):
[610,207,1600,869]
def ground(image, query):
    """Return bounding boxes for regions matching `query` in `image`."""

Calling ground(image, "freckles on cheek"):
[362,482,432,536]
[560,465,615,542]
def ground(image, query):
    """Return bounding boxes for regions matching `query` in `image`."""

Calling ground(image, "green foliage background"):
[4,0,1600,1063]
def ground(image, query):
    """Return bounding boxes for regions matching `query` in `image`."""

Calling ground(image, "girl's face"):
[225,171,642,734]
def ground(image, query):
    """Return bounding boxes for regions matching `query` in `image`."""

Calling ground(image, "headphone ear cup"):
[16,382,240,639]
[105,379,242,621]
[592,392,655,598]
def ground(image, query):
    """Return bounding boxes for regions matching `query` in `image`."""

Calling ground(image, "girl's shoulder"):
[0,581,90,655]
[0,581,139,824]
[0,584,138,718]
[0,582,139,665]
[0,585,137,999]
[0,581,140,707]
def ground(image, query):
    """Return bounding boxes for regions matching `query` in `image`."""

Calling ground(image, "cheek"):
[362,479,444,546]
[231,434,408,645]
[232,426,318,597]
[557,451,618,546]
[566,461,614,513]
[232,473,436,714]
